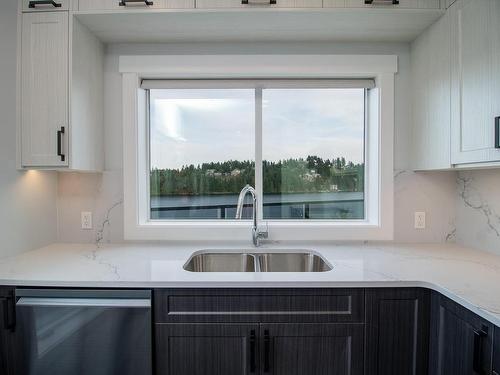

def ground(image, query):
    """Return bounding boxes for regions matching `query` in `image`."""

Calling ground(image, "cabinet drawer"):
[154,288,364,323]
[22,0,70,11]
[324,0,441,9]
[78,0,166,10]
[196,0,322,9]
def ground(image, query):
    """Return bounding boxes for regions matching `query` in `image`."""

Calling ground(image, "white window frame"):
[120,55,396,241]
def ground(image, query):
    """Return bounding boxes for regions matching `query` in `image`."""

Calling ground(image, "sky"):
[150,88,365,170]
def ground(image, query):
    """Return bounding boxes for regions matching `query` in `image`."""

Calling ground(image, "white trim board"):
[119,55,398,77]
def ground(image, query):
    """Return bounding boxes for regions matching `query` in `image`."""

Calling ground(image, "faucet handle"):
[256,222,269,238]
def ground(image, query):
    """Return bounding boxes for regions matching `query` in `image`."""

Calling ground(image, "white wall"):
[57,41,458,244]
[0,0,58,257]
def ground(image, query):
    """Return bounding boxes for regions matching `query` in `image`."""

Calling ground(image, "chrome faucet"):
[235,185,268,247]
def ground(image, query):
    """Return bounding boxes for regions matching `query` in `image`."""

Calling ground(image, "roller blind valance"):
[140,79,376,90]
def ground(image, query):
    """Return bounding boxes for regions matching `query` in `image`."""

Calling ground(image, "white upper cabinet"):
[78,0,169,10]
[411,10,451,170]
[196,0,322,9]
[450,0,500,165]
[19,2,105,171]
[324,0,441,9]
[21,11,69,167]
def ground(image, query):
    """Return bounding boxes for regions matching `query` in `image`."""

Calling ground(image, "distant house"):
[303,170,320,182]
[330,184,339,192]
[205,169,216,176]
[231,169,241,177]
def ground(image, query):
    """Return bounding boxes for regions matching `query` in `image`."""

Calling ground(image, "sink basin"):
[184,253,256,272]
[258,252,332,272]
[183,251,332,272]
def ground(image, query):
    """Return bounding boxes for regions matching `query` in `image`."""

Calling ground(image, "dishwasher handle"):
[17,297,151,308]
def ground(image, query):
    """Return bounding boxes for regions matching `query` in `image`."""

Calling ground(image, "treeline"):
[150,156,364,196]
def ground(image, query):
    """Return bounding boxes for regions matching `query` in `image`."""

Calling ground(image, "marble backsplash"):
[455,169,500,256]
[57,169,458,245]
[57,168,500,257]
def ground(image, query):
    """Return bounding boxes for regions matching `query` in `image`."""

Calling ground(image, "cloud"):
[150,88,365,169]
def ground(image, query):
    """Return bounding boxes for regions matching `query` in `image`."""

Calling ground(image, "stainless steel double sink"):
[183,251,332,272]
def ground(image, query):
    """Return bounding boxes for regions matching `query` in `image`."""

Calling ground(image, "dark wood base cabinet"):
[1,286,499,375]
[154,288,430,375]
[0,287,16,375]
[365,288,431,375]
[156,323,364,375]
[494,328,500,375]
[429,292,494,375]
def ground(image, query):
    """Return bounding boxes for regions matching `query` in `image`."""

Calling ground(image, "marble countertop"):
[0,242,499,326]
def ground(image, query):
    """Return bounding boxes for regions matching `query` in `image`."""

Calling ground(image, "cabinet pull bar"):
[57,127,65,162]
[473,326,488,375]
[364,0,399,4]
[249,330,256,373]
[119,0,154,6]
[29,0,62,8]
[1,292,16,331]
[242,0,277,5]
[263,329,271,373]
[495,117,500,149]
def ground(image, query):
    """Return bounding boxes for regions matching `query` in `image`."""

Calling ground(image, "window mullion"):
[255,87,264,220]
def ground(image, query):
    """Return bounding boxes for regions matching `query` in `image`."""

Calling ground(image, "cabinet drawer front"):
[22,0,70,11]
[196,0,321,8]
[326,0,440,9]
[154,289,364,323]
[78,0,166,10]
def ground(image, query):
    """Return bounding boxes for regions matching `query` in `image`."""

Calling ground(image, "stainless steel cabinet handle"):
[1,292,15,331]
[119,0,154,6]
[57,126,65,162]
[29,0,62,8]
[495,117,500,148]
[365,0,399,4]
[242,0,277,4]
[472,326,488,375]
[17,297,151,308]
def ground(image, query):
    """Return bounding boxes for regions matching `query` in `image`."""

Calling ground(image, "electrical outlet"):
[81,212,93,230]
[414,212,426,229]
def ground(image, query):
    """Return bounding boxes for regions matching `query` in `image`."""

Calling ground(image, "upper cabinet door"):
[196,0,322,8]
[451,0,500,165]
[21,11,69,167]
[78,0,167,10]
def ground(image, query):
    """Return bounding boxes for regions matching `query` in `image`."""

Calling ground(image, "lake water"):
[150,191,364,220]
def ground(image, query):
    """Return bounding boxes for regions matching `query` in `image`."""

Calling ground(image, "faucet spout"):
[235,185,268,247]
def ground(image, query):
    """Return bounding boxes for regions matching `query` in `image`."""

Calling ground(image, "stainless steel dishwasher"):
[15,289,152,375]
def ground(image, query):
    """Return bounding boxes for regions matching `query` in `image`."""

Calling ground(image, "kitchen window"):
[120,54,395,241]
[146,80,367,221]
